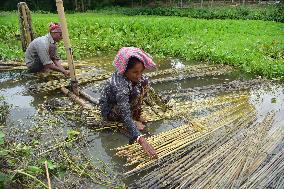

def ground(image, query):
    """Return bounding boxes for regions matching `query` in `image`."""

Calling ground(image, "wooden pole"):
[17,2,34,52]
[79,90,99,105]
[55,0,79,95]
[21,5,31,45]
[61,87,93,109]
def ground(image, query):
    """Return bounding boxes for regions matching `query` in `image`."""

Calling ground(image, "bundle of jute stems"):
[176,113,280,189]
[142,93,249,122]
[0,65,27,71]
[87,92,248,128]
[86,93,249,126]
[30,64,232,93]
[244,151,284,189]
[133,112,283,189]
[29,71,111,93]
[115,94,254,176]
[127,105,254,177]
[133,111,256,188]
[241,120,284,189]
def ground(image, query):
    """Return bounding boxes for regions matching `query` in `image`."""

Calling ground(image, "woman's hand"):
[135,121,145,131]
[138,136,158,159]
[138,116,147,124]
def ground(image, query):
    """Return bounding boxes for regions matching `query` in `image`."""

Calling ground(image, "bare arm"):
[44,62,69,77]
[47,43,69,76]
[138,136,158,159]
[53,59,65,71]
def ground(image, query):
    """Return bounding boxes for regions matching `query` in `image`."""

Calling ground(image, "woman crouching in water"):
[99,47,158,159]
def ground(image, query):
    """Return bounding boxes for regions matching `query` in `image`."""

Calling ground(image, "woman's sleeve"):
[115,84,141,140]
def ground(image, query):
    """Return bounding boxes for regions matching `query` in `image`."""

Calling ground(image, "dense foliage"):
[1,0,114,11]
[1,0,283,12]
[1,0,200,11]
[95,6,284,22]
[2,0,283,22]
[0,12,283,79]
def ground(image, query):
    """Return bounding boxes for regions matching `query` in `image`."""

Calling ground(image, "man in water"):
[25,22,70,76]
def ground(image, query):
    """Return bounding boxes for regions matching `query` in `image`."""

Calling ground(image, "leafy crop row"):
[93,5,284,22]
[0,12,283,78]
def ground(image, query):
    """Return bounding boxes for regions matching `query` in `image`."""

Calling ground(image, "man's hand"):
[138,136,158,159]
[63,70,70,77]
[44,63,70,77]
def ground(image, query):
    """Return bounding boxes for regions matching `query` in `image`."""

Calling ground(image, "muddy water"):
[0,74,36,127]
[1,57,284,187]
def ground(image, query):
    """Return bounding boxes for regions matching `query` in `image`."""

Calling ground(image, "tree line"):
[2,0,164,11]
[1,0,279,11]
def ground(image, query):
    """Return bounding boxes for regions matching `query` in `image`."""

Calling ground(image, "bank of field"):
[0,12,283,78]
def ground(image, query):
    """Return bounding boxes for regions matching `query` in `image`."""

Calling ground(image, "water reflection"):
[250,85,284,124]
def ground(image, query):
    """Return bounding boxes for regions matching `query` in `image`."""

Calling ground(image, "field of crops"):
[95,5,284,22]
[0,11,283,78]
[1,5,284,188]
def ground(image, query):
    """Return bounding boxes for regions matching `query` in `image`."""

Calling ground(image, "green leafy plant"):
[0,132,4,145]
[0,11,283,79]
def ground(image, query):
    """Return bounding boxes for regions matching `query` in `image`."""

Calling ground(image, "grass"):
[0,11,283,78]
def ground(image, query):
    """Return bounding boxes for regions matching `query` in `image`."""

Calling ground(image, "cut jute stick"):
[45,161,52,189]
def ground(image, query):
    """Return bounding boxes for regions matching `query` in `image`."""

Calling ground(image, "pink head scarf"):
[113,47,156,74]
[49,22,62,33]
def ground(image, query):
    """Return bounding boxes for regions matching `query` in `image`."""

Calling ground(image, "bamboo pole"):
[0,66,26,71]
[55,0,79,95]
[61,87,93,109]
[79,90,99,105]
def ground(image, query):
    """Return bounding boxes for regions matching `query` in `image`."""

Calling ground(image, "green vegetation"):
[0,96,121,188]
[95,5,284,22]
[0,12,283,79]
